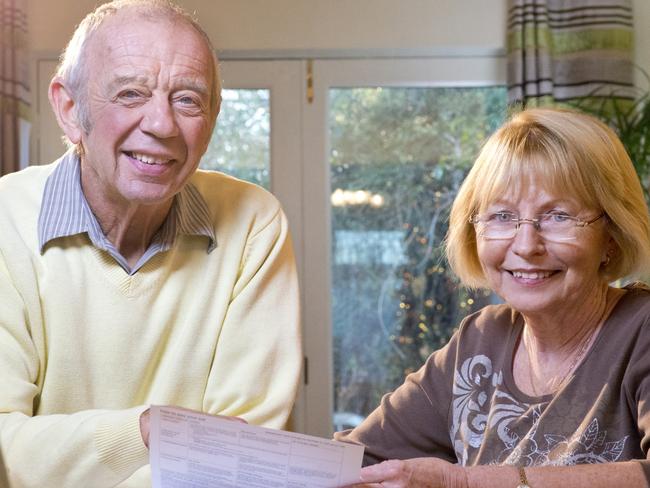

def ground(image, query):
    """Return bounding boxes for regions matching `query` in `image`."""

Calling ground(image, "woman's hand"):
[348,457,467,488]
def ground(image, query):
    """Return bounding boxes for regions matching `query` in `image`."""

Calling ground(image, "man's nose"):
[140,95,180,138]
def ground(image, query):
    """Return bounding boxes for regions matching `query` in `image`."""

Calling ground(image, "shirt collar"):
[38,151,216,254]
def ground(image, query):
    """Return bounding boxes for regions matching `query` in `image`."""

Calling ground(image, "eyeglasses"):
[470,211,605,242]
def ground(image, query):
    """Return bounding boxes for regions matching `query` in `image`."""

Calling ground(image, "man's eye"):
[176,95,200,106]
[120,90,141,99]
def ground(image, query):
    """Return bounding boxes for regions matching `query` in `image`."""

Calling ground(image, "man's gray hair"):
[56,0,221,142]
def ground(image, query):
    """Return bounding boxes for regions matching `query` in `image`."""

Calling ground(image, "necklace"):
[524,321,601,396]
[522,288,624,396]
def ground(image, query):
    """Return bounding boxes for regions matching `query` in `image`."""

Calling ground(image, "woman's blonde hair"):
[446,107,650,288]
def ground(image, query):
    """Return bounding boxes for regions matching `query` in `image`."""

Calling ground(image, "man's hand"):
[347,458,468,488]
[139,407,248,448]
[139,409,152,448]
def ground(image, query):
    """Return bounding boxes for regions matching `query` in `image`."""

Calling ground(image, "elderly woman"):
[336,108,650,487]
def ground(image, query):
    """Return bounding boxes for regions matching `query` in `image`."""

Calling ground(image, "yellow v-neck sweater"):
[0,164,302,487]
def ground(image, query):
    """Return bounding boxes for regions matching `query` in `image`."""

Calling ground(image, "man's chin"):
[119,185,179,208]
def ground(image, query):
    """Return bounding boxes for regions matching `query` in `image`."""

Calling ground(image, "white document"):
[149,405,364,488]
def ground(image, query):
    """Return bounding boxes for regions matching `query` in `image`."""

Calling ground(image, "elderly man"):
[0,0,301,486]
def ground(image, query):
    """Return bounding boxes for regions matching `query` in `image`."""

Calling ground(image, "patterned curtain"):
[507,0,635,108]
[0,0,30,175]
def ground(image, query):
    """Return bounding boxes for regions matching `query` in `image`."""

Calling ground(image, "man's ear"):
[48,76,83,144]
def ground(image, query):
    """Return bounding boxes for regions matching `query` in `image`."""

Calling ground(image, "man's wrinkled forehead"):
[89,8,203,54]
[88,11,215,87]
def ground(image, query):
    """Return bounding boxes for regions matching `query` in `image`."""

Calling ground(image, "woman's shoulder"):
[460,302,520,333]
[603,284,650,388]
[601,283,650,346]
[453,303,521,352]
[615,282,650,319]
[622,281,650,297]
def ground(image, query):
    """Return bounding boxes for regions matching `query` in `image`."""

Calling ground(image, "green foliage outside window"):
[575,75,650,204]
[330,86,507,419]
[201,89,270,189]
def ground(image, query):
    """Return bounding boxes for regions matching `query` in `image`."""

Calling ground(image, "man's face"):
[77,13,215,209]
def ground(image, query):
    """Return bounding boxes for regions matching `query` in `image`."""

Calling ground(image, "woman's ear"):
[602,238,617,266]
[48,77,82,144]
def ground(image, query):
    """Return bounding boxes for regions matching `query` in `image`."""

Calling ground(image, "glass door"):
[329,86,505,431]
[301,57,507,437]
[201,87,271,189]
[201,60,304,262]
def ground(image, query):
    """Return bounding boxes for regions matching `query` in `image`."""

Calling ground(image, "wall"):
[27,0,650,159]
[29,0,507,57]
[29,0,649,86]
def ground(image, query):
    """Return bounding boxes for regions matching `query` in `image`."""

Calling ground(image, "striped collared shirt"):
[38,152,216,275]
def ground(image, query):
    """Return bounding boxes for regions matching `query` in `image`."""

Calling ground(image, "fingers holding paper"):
[345,457,465,488]
[139,406,247,448]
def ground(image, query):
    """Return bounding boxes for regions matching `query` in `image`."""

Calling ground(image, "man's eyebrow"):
[105,75,210,99]
[174,78,210,98]
[107,75,149,92]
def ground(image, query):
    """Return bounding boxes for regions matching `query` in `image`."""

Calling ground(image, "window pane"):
[330,86,506,431]
[200,89,270,189]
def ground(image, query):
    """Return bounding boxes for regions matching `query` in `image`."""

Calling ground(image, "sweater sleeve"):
[334,329,460,465]
[201,206,302,429]
[0,251,149,487]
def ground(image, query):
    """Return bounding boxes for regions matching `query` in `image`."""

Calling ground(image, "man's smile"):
[125,151,174,165]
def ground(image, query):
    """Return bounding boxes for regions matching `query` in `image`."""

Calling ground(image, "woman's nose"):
[510,220,546,256]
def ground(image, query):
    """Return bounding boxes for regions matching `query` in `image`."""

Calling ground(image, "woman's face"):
[476,184,612,319]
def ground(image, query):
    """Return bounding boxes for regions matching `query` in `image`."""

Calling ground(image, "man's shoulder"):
[0,162,58,250]
[189,170,282,220]
[0,162,57,211]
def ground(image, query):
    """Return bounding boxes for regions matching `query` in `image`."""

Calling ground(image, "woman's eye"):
[489,212,515,223]
[545,212,571,223]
